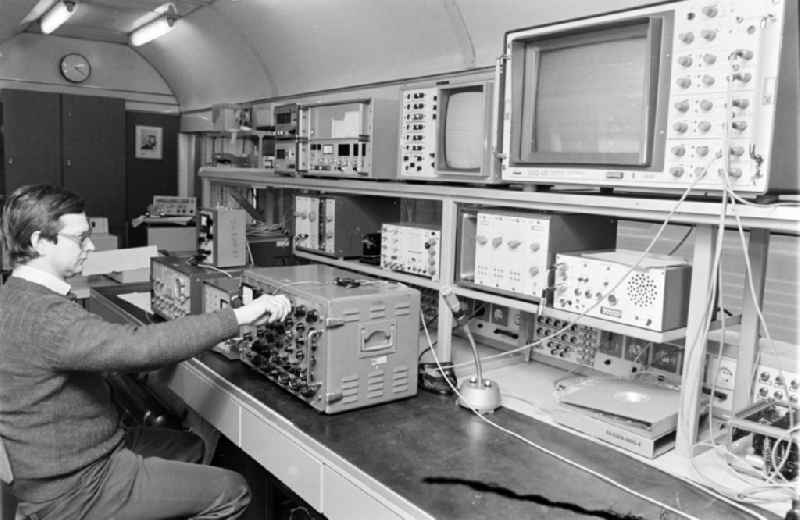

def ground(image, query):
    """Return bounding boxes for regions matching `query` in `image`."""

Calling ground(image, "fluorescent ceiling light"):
[130,7,177,47]
[40,1,77,35]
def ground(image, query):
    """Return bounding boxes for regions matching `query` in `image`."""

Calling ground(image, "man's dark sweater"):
[0,276,239,496]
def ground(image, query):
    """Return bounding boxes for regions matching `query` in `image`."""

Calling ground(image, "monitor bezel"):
[509,16,667,167]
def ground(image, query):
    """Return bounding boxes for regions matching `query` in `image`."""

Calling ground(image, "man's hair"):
[1,184,85,267]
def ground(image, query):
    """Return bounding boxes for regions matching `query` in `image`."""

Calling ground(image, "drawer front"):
[240,407,322,509]
[171,364,240,442]
[322,466,403,520]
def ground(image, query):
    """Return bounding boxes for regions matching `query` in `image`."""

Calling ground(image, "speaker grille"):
[626,272,658,308]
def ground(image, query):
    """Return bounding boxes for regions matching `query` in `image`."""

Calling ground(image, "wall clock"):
[59,53,92,83]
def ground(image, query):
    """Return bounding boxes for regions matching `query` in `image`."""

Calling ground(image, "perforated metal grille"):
[626,272,658,308]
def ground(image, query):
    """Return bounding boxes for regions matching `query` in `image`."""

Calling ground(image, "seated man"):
[0,184,291,520]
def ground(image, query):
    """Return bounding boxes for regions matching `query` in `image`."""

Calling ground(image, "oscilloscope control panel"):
[501,0,797,193]
[663,0,780,191]
[238,264,420,414]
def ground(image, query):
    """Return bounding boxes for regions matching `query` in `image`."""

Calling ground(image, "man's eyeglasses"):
[58,231,93,250]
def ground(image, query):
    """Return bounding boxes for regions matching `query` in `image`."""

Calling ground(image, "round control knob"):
[731,121,748,131]
[672,121,689,133]
[676,77,692,89]
[734,49,754,60]
[670,166,685,178]
[694,166,708,178]
[679,32,695,44]
[530,243,541,252]
[702,5,718,17]
[699,99,714,112]
[732,72,752,84]
[728,167,743,179]
[729,145,745,157]
[701,74,715,86]
[701,29,717,41]
[607,294,617,306]
[674,100,690,113]
[678,55,693,67]
[491,237,503,248]
[671,145,686,157]
[697,121,712,133]
[507,240,522,249]
[732,98,750,109]
[702,53,717,65]
[529,267,540,277]
[695,145,710,157]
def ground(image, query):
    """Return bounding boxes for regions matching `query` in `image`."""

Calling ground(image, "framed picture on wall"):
[135,125,163,160]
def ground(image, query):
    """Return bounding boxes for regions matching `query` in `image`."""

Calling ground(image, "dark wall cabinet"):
[0,89,126,241]
[0,89,62,189]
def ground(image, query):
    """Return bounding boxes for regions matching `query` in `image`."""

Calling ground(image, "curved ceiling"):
[1,0,650,110]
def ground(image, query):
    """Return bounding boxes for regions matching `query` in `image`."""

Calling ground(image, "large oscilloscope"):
[500,0,798,194]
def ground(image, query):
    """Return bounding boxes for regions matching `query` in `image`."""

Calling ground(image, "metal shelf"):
[200,167,800,234]
[542,306,688,343]
[451,286,540,314]
[204,130,274,138]
[292,251,441,290]
[450,285,687,343]
[291,252,690,344]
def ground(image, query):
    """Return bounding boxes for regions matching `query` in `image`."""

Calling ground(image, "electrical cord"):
[668,226,694,256]
[725,178,798,487]
[424,163,784,517]
[420,313,705,520]
[194,263,234,278]
[686,124,797,511]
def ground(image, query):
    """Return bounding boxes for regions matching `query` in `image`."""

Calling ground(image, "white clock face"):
[60,53,91,83]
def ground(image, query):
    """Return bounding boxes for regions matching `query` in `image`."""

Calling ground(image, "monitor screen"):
[534,37,646,155]
[514,19,657,166]
[444,89,484,170]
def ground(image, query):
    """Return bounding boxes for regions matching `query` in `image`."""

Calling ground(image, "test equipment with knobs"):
[553,249,692,331]
[238,264,420,413]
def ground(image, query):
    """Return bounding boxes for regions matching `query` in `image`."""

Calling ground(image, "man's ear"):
[30,230,49,254]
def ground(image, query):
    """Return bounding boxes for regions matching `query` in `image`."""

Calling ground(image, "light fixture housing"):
[130,6,177,47]
[40,0,77,35]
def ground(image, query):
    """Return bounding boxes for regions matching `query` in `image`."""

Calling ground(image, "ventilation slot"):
[392,366,410,393]
[367,370,385,399]
[368,304,387,320]
[341,375,359,403]
[394,302,412,316]
[342,309,361,323]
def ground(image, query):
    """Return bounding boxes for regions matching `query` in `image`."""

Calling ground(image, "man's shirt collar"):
[12,265,72,296]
